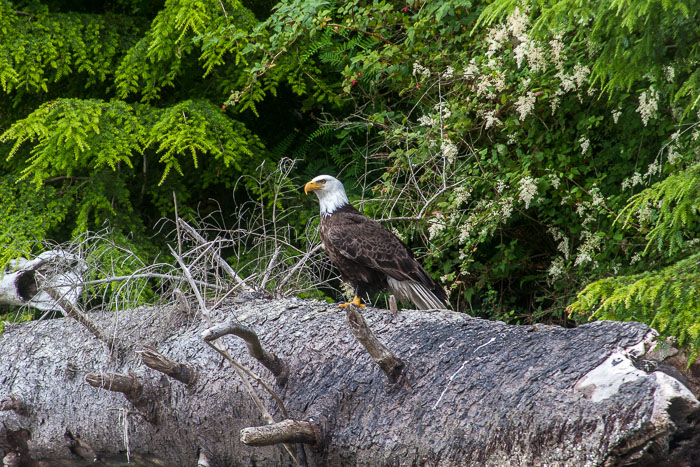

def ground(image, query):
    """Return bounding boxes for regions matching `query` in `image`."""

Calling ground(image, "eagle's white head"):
[304,175,350,216]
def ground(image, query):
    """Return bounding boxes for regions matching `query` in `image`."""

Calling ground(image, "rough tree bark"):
[1,297,698,466]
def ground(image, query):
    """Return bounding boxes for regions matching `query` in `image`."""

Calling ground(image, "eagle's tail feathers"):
[387,277,446,310]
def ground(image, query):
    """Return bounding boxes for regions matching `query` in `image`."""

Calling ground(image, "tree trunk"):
[1,297,698,466]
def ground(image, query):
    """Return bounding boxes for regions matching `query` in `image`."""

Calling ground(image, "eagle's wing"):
[326,210,435,287]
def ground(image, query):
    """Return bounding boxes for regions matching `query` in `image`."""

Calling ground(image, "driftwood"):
[0,297,699,466]
[0,250,84,312]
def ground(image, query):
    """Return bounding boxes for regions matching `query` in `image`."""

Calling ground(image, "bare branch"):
[168,245,299,464]
[81,272,226,291]
[260,245,281,291]
[376,182,460,223]
[42,284,128,356]
[240,419,320,447]
[276,243,324,293]
[345,307,404,383]
[202,321,288,385]
[176,219,253,292]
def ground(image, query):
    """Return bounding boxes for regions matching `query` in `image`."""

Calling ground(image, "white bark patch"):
[575,331,698,425]
[575,350,649,402]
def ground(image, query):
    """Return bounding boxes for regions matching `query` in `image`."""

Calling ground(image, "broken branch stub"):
[345,306,404,383]
[202,320,288,385]
[240,419,320,447]
[85,372,160,424]
[85,372,141,399]
[139,346,197,386]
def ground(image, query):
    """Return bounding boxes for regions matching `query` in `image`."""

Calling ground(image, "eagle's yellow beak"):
[304,181,323,194]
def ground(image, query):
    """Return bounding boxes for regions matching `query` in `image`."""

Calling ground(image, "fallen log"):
[0,298,698,465]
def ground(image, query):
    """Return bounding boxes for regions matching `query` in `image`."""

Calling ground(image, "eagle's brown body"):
[306,175,447,309]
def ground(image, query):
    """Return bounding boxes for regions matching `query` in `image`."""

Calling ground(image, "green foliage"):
[0,1,143,95]
[620,160,700,257]
[0,175,73,265]
[3,99,141,185]
[0,0,275,272]
[223,0,700,358]
[2,0,700,358]
[569,252,700,359]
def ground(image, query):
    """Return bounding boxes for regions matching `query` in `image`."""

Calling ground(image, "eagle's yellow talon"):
[338,296,366,308]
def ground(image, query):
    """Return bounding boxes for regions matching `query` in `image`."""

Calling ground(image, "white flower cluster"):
[637,202,652,223]
[516,92,537,120]
[556,63,590,94]
[473,65,506,100]
[453,186,472,205]
[645,159,661,178]
[413,62,431,81]
[621,172,643,190]
[514,39,547,71]
[611,108,622,124]
[575,200,597,228]
[664,66,675,83]
[630,252,642,265]
[391,227,406,243]
[621,154,666,190]
[463,59,479,79]
[418,114,436,127]
[548,174,561,189]
[578,135,590,154]
[637,87,659,126]
[433,102,452,121]
[589,185,605,207]
[500,197,514,220]
[550,95,561,114]
[485,24,509,57]
[549,34,566,68]
[548,226,570,259]
[573,231,603,267]
[508,7,530,40]
[428,213,446,240]
[518,176,537,208]
[667,144,682,165]
[458,219,473,244]
[484,110,502,129]
[441,139,458,162]
[495,179,507,194]
[548,257,565,280]
[442,66,454,80]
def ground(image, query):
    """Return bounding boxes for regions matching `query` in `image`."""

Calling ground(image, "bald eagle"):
[304,175,447,310]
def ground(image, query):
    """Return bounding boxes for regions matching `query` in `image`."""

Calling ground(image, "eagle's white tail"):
[387,277,446,310]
